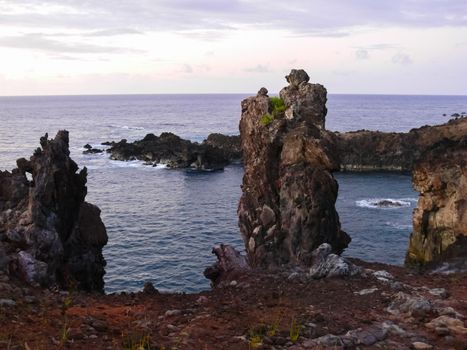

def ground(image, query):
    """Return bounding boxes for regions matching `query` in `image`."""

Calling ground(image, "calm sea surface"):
[0,94,466,292]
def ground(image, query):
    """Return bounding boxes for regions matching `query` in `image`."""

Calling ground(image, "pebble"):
[196,296,209,304]
[24,295,39,304]
[425,315,467,335]
[387,292,432,318]
[435,327,450,336]
[428,288,449,299]
[412,341,433,349]
[354,287,378,295]
[0,298,16,306]
[288,272,299,280]
[165,309,182,317]
[229,280,238,286]
[382,321,407,336]
[373,270,394,279]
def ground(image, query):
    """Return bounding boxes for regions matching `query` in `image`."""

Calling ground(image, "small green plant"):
[249,333,263,349]
[269,96,286,116]
[260,113,274,126]
[122,333,151,350]
[59,288,74,349]
[248,325,266,349]
[260,97,286,126]
[266,315,282,337]
[289,318,302,343]
[59,322,70,348]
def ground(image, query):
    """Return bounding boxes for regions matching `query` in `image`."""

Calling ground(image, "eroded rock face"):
[0,131,107,291]
[334,117,467,171]
[238,69,350,268]
[406,137,467,267]
[280,69,328,129]
[105,132,235,170]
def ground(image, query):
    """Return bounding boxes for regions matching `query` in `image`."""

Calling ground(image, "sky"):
[0,0,466,96]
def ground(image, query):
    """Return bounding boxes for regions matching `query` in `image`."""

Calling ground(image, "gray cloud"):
[355,49,369,60]
[356,44,399,50]
[392,52,413,65]
[83,28,143,37]
[0,0,466,37]
[244,64,271,73]
[183,64,193,73]
[0,33,143,54]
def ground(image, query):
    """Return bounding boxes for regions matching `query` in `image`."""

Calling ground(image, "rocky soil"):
[0,260,466,349]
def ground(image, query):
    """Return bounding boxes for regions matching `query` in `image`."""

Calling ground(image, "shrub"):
[269,96,286,116]
[260,113,274,126]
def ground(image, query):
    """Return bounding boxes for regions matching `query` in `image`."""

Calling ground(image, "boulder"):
[204,244,250,285]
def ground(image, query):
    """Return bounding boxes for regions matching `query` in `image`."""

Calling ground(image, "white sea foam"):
[385,221,412,230]
[356,198,415,209]
[121,125,145,130]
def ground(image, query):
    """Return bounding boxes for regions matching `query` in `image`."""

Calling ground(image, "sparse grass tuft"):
[260,113,274,126]
[289,318,302,343]
[269,96,286,116]
[121,333,152,350]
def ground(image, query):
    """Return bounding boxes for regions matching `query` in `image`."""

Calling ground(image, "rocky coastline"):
[85,132,241,171]
[1,70,466,349]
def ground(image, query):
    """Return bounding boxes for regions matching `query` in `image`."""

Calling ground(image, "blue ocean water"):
[0,93,466,293]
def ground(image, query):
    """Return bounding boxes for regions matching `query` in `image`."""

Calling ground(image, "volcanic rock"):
[204,244,250,285]
[0,131,107,291]
[105,132,235,170]
[238,69,350,268]
[405,137,467,267]
[333,117,467,171]
[203,133,242,162]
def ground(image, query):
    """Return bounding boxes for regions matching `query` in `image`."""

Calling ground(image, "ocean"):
[1,93,466,293]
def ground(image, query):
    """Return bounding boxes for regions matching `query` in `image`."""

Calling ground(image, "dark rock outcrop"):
[405,137,467,267]
[203,244,250,286]
[238,70,350,269]
[0,131,107,291]
[333,117,467,171]
[105,132,240,170]
[203,134,242,163]
[83,144,104,154]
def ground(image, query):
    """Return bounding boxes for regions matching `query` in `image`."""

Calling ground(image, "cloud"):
[0,1,466,37]
[183,64,193,73]
[83,28,143,37]
[244,64,271,73]
[356,43,399,50]
[392,52,413,65]
[0,33,142,54]
[355,49,369,60]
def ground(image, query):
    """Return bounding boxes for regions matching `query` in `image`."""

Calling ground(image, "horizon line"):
[1,92,466,98]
